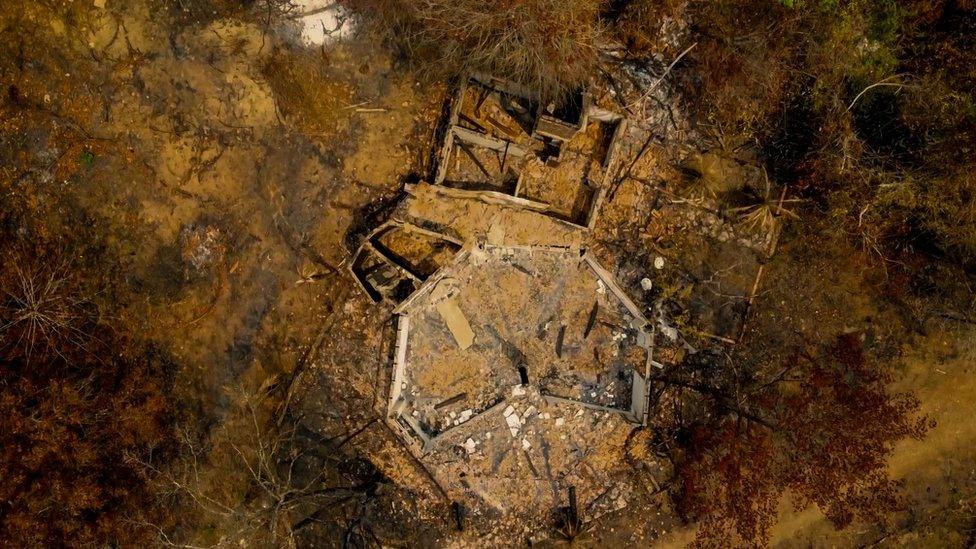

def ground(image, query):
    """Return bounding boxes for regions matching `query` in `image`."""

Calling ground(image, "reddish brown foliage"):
[674,334,930,546]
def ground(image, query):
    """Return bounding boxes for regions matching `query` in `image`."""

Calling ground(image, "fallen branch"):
[847,74,916,111]
[627,42,697,111]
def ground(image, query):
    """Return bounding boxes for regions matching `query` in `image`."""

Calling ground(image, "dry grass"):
[344,0,604,102]
[0,248,96,365]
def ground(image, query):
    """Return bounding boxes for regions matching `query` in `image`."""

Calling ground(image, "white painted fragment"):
[458,409,473,423]
[503,405,515,417]
[555,417,565,427]
[521,438,532,450]
[597,280,607,294]
[463,438,477,454]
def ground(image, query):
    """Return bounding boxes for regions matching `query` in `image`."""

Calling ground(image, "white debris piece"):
[654,256,666,270]
[521,438,532,450]
[505,413,521,437]
[503,405,515,417]
[458,409,473,423]
[597,279,607,294]
[658,320,679,341]
[575,409,584,417]
[292,1,356,47]
[512,385,526,396]
[463,438,477,454]
[542,412,551,420]
[524,405,537,418]
[449,411,457,419]
[555,417,565,427]
[412,410,419,417]
[640,277,653,290]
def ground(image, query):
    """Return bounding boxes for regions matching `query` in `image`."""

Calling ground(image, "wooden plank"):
[436,297,475,349]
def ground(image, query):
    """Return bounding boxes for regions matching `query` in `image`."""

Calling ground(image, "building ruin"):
[347,75,670,522]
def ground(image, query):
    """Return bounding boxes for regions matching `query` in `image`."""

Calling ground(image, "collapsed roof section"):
[386,244,655,455]
[433,74,626,228]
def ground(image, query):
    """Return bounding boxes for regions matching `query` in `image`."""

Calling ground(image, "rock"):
[654,256,665,270]
[640,277,653,290]
[521,438,532,450]
[555,417,565,427]
[463,438,477,454]
[503,405,515,417]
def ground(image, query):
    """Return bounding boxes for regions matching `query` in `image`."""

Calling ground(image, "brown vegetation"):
[678,0,976,271]
[343,0,605,101]
[0,236,174,546]
[658,334,930,546]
